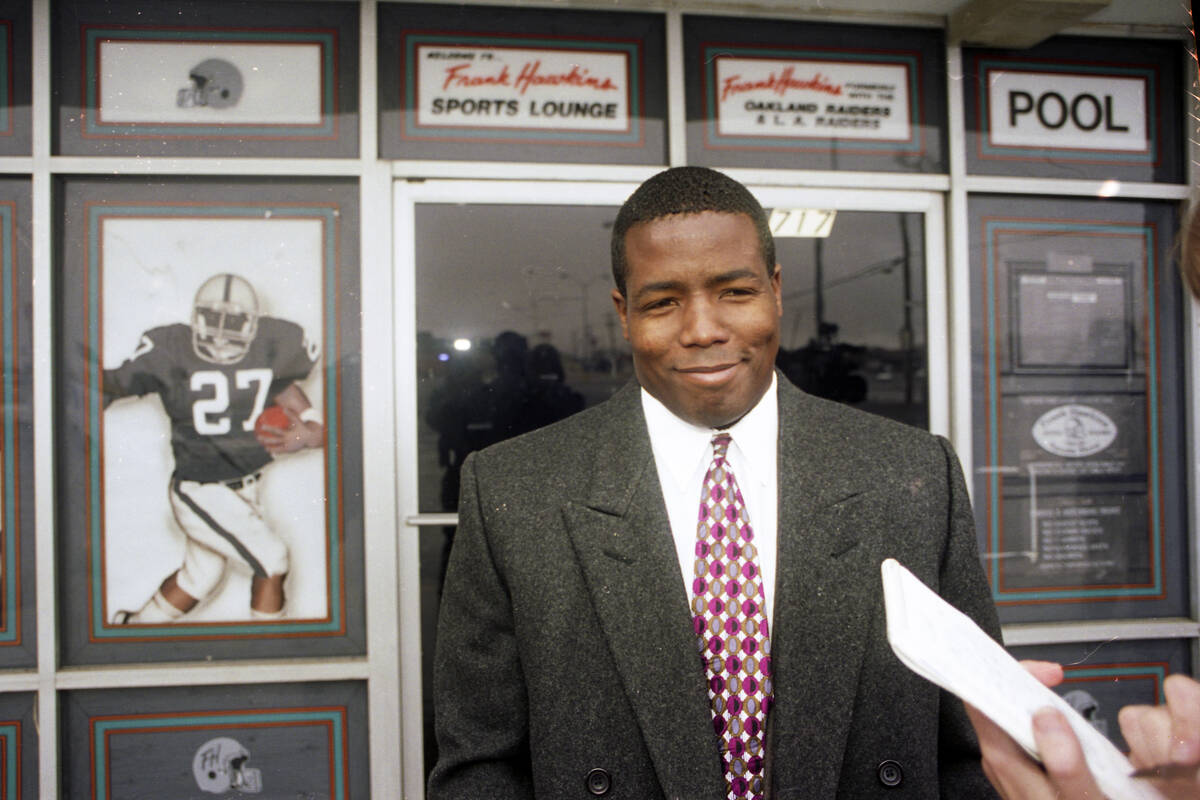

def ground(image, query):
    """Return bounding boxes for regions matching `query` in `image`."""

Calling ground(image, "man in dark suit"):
[429,167,1001,799]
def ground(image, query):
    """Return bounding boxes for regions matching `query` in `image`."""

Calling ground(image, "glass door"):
[392,179,948,796]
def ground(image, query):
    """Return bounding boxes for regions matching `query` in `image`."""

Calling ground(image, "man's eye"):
[643,298,676,311]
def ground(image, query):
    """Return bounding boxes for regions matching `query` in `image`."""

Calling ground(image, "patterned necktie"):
[692,433,773,800]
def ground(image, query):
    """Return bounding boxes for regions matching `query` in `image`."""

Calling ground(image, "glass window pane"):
[776,210,927,429]
[415,201,627,778]
[683,15,948,173]
[968,195,1189,622]
[413,198,933,779]
[415,203,628,514]
[1008,638,1191,753]
[378,4,668,164]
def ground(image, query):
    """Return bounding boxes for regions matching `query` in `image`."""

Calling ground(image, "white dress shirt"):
[641,374,779,625]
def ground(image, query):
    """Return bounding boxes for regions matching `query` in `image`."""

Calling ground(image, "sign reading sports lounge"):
[408,37,634,137]
[709,52,916,144]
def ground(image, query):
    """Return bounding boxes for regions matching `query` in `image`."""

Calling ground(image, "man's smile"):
[676,362,744,385]
[677,362,741,373]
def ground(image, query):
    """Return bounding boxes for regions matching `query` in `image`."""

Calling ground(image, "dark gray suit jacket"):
[429,377,1001,799]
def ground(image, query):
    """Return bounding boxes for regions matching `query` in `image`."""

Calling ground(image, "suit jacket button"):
[585,767,611,796]
[877,760,903,787]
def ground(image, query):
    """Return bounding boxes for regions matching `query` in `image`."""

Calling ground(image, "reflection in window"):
[776,211,927,429]
[423,331,587,514]
[415,204,631,515]
[416,206,929,518]
[414,203,629,777]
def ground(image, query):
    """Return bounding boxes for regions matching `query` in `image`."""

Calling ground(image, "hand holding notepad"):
[881,558,1166,800]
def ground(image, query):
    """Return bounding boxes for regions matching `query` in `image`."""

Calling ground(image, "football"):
[254,404,293,437]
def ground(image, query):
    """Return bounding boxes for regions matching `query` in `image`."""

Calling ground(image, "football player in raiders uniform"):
[104,273,324,623]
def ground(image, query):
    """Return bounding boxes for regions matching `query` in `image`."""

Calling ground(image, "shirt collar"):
[640,373,778,493]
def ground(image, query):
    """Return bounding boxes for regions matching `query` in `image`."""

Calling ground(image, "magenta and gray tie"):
[692,433,773,800]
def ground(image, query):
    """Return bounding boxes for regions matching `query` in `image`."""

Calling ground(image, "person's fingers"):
[1148,773,1200,800]
[965,703,1058,800]
[1033,708,1105,799]
[1164,675,1200,764]
[1020,660,1065,688]
[1118,705,1149,767]
[1120,704,1174,768]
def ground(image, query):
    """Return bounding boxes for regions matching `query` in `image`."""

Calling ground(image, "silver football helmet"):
[177,58,244,109]
[192,273,259,365]
[192,736,263,794]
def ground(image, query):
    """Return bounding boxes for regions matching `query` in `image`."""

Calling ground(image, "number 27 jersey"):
[103,318,319,482]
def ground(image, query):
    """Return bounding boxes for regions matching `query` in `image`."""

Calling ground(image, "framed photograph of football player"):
[62,681,367,798]
[56,177,365,665]
[52,0,358,157]
[0,177,35,669]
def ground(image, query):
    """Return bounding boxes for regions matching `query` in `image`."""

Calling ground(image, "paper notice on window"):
[881,558,1164,800]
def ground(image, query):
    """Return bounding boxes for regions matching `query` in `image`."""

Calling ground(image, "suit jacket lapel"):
[768,379,877,797]
[563,383,725,800]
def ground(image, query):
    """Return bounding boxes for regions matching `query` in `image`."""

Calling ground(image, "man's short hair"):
[611,166,776,296]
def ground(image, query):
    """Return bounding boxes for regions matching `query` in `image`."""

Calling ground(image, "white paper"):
[881,558,1163,800]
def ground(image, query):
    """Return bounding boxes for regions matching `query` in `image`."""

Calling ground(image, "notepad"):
[881,558,1164,800]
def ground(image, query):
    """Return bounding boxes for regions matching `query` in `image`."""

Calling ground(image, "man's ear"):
[770,263,782,317]
[611,288,631,340]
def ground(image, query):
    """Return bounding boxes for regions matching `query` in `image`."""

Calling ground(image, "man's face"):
[612,211,782,429]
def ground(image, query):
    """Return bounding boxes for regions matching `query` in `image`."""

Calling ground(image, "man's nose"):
[679,299,729,346]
